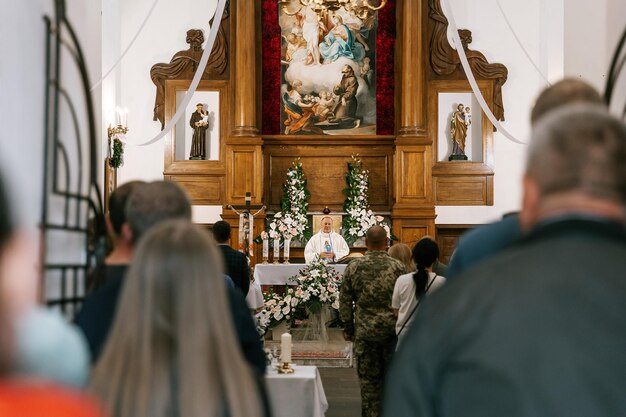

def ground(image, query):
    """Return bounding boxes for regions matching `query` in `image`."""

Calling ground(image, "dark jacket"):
[384,218,626,417]
[217,244,250,296]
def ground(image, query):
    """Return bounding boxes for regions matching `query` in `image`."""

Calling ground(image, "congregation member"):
[304,215,349,263]
[340,225,406,417]
[387,243,414,271]
[75,181,190,361]
[446,78,604,279]
[391,237,445,346]
[76,181,265,374]
[383,104,626,416]
[212,220,250,296]
[90,220,268,417]
[88,180,144,292]
[0,173,104,416]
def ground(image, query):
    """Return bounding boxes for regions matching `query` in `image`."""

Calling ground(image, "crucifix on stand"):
[226,192,265,257]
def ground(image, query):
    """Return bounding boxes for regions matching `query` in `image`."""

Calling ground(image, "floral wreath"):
[255,259,341,335]
[342,154,392,245]
[267,159,311,242]
[108,136,125,169]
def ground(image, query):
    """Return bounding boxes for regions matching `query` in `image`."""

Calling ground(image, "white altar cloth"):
[254,264,348,285]
[265,365,328,417]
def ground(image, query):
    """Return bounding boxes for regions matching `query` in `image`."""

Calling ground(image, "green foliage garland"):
[108,137,124,169]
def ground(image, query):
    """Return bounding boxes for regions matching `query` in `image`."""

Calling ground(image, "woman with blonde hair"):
[90,219,267,417]
[388,243,415,272]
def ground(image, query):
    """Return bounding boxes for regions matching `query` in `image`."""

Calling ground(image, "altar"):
[254,263,348,285]
[265,365,328,417]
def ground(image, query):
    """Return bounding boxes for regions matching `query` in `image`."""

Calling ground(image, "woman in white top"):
[391,238,446,346]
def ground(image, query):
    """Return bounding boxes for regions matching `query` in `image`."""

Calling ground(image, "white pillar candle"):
[273,238,280,260]
[281,332,292,363]
[284,239,291,258]
[262,239,269,258]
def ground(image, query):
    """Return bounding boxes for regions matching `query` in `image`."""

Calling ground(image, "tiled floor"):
[319,367,361,417]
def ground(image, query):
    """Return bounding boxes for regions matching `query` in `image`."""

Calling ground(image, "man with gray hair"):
[383,104,626,417]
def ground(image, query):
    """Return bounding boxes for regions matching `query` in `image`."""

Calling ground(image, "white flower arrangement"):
[342,155,392,245]
[268,159,311,242]
[255,259,342,335]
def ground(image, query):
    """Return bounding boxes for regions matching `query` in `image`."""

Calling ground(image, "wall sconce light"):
[104,107,128,213]
[107,107,128,169]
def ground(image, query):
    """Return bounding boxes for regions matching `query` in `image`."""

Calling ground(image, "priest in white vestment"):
[304,216,350,263]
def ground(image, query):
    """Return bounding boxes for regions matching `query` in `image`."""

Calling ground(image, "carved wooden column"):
[226,0,263,207]
[232,0,258,137]
[392,0,436,240]
[398,0,426,138]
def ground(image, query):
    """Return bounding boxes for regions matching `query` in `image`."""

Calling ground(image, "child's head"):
[465,107,470,113]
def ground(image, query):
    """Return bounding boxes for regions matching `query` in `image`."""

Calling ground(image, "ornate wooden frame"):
[429,79,495,205]
[164,80,228,174]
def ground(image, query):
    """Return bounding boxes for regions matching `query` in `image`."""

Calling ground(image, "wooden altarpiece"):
[152,0,507,264]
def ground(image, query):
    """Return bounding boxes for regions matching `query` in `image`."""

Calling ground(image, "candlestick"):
[280,332,292,363]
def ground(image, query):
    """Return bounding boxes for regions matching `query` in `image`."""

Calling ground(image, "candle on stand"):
[281,332,292,363]
[262,239,269,263]
[283,239,291,263]
[273,238,280,263]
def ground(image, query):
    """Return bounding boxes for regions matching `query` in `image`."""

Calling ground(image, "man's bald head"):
[366,225,388,250]
[530,78,603,125]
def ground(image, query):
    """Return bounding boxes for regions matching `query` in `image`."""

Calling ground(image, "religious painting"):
[173,91,220,161]
[437,92,483,162]
[277,3,379,135]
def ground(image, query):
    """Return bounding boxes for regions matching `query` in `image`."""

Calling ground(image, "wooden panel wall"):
[395,146,432,204]
[435,224,474,264]
[264,143,394,212]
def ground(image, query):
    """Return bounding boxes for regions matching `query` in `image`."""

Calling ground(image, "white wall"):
[103,0,222,223]
[0,0,49,230]
[435,0,561,224]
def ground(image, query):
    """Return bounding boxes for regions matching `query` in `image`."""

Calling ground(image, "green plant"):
[267,159,311,242]
[108,137,124,169]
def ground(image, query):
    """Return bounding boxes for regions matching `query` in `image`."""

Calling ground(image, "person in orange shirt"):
[0,172,105,417]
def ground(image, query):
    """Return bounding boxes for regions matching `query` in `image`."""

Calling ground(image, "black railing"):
[41,0,105,318]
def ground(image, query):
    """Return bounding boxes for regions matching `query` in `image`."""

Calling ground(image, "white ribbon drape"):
[137,0,227,146]
[495,0,551,87]
[238,213,245,253]
[248,213,254,257]
[91,0,161,91]
[440,0,527,145]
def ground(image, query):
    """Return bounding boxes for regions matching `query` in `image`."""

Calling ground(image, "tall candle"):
[281,332,292,363]
[273,238,280,261]
[262,239,269,258]
[284,239,291,258]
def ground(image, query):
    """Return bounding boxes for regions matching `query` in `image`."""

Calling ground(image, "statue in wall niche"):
[449,103,470,161]
[189,103,209,160]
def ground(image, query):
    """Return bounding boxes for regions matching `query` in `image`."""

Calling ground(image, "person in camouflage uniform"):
[340,225,407,417]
